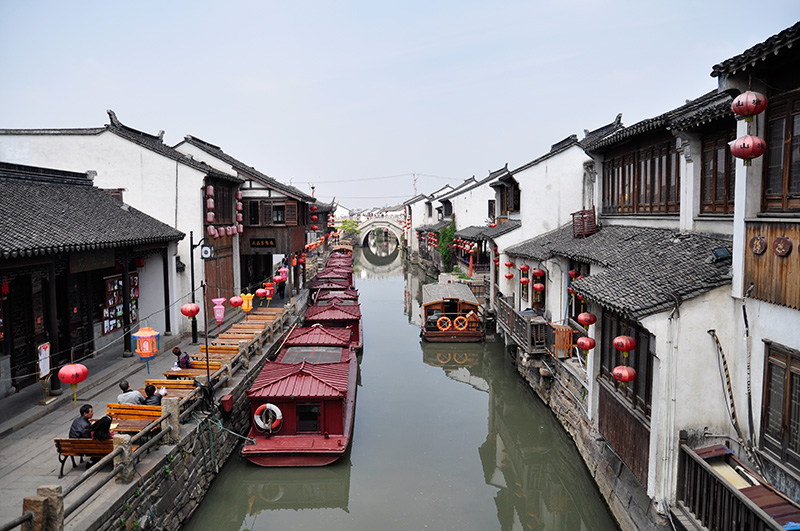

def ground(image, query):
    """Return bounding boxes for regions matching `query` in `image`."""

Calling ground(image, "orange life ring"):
[254,403,283,432]
[437,352,452,364]
[454,352,468,364]
[436,316,452,331]
[453,316,468,331]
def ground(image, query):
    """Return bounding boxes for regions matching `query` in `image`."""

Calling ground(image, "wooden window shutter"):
[286,201,298,226]
[261,202,273,226]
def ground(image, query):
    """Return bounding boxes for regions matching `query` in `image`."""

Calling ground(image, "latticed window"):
[701,131,736,215]
[761,341,800,468]
[763,94,800,213]
[601,141,679,215]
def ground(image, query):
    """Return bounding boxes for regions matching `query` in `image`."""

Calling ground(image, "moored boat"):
[421,282,484,343]
[242,324,357,467]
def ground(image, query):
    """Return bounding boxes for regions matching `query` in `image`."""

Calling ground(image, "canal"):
[183,245,618,530]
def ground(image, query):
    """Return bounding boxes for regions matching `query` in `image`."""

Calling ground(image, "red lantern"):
[310,205,318,212]
[505,273,514,280]
[205,185,215,197]
[311,225,319,231]
[504,261,514,268]
[568,287,574,294]
[180,303,200,319]
[576,336,596,350]
[237,213,243,222]
[532,269,545,277]
[520,277,530,285]
[229,296,243,308]
[493,257,500,264]
[236,201,243,211]
[577,312,596,326]
[236,190,243,200]
[273,275,282,284]
[519,264,530,272]
[206,212,215,223]
[237,224,243,234]
[58,363,88,386]
[311,215,318,222]
[612,365,636,383]
[731,135,766,162]
[206,198,214,210]
[731,90,768,122]
[613,335,637,352]
[490,223,497,228]
[493,247,498,254]
[263,283,275,298]
[255,288,267,298]
[533,283,545,291]
[568,269,579,279]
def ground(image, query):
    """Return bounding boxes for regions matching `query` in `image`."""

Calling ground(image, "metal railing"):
[676,444,783,531]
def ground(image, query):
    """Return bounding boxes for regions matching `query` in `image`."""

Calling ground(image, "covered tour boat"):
[242,324,357,467]
[421,282,484,343]
[304,301,363,353]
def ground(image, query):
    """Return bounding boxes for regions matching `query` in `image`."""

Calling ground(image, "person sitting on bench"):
[143,384,167,406]
[68,404,93,438]
[117,380,144,405]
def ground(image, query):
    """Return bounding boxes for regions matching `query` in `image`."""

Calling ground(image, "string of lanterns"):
[205,186,244,238]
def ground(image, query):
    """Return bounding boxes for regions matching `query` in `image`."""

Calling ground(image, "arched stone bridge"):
[357,217,404,247]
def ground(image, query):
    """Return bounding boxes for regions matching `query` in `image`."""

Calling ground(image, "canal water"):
[183,245,618,531]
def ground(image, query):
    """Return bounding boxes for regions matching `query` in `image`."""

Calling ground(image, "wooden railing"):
[496,297,547,354]
[677,444,783,531]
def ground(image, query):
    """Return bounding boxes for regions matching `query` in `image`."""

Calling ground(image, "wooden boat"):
[304,302,363,353]
[421,282,484,343]
[242,325,357,467]
[329,244,353,256]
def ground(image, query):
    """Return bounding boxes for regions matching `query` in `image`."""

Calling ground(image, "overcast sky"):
[1,2,798,209]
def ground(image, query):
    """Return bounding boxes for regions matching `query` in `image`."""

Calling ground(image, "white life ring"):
[254,403,283,432]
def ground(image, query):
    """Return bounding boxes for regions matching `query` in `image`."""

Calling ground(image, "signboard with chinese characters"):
[38,342,50,378]
[250,238,277,248]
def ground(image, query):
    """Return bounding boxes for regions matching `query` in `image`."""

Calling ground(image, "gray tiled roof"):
[505,223,732,320]
[0,162,184,259]
[454,226,486,239]
[711,21,800,78]
[416,220,452,232]
[181,135,313,201]
[481,220,521,239]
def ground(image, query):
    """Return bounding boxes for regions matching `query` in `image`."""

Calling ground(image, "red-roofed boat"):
[304,301,363,353]
[242,324,357,467]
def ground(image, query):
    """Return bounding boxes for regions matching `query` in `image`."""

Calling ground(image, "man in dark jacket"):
[69,404,93,438]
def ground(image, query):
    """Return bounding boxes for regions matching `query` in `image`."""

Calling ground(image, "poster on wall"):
[38,342,50,379]
[102,272,139,335]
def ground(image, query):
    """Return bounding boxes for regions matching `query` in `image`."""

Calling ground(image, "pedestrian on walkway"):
[117,380,144,405]
[68,404,93,438]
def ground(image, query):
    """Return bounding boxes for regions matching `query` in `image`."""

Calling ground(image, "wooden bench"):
[190,360,221,371]
[145,379,196,390]
[106,403,162,421]
[54,438,114,478]
[231,323,270,346]
[199,345,242,357]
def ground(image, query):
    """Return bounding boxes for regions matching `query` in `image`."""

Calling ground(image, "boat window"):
[297,403,321,433]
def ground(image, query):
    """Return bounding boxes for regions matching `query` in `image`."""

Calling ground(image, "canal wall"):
[514,348,670,531]
[71,297,307,531]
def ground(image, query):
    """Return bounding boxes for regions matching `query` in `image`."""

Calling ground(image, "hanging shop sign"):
[250,238,277,248]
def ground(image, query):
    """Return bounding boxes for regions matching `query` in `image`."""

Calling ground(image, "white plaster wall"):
[137,252,168,333]
[448,182,495,230]
[515,146,589,241]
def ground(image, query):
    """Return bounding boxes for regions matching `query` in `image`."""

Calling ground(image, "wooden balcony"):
[675,443,795,530]
[496,296,547,354]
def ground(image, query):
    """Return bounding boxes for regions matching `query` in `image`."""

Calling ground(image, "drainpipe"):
[659,294,681,513]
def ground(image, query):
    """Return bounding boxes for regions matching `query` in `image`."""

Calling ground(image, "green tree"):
[438,221,456,272]
[339,219,361,239]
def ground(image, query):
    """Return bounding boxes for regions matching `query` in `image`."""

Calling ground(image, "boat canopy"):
[422,283,479,307]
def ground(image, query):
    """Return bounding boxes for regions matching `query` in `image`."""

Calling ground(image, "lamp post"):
[189,231,206,344]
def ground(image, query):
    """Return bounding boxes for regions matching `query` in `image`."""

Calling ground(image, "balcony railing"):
[676,444,785,531]
[496,297,547,354]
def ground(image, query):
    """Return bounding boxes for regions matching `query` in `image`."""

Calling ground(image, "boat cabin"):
[304,302,363,352]
[421,282,484,342]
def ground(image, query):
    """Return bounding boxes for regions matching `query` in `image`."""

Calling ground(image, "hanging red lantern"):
[205,185,215,197]
[519,264,530,272]
[731,90,768,122]
[310,205,318,212]
[273,276,282,284]
[58,363,88,387]
[493,247,498,254]
[505,273,514,280]
[576,336,596,350]
[311,225,319,231]
[180,303,200,319]
[533,283,545,291]
[520,277,530,285]
[236,201,243,211]
[577,312,596,326]
[504,261,514,268]
[236,190,243,200]
[263,283,275,298]
[311,215,318,222]
[613,335,637,352]
[229,296,243,308]
[730,135,766,163]
[493,257,500,264]
[532,269,545,277]
[206,212,215,223]
[255,288,267,298]
[612,365,636,383]
[568,269,579,279]
[237,213,243,222]
[568,287,574,294]
[237,224,243,234]
[206,198,214,210]
[490,223,497,228]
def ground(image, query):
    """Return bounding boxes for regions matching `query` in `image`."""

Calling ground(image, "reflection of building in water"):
[479,361,611,531]
[404,267,425,326]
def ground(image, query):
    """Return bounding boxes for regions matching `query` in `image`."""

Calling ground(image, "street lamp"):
[189,231,206,344]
